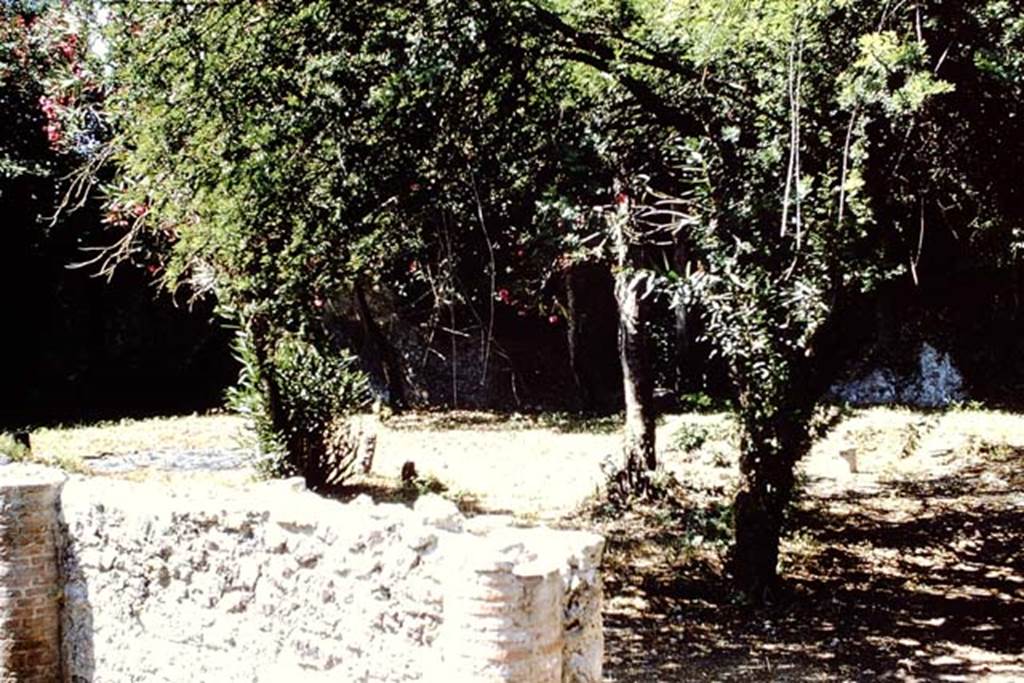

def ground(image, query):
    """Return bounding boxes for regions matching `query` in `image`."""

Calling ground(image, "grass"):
[3,413,249,476]
[1,430,93,473]
[29,413,247,463]
[382,409,624,433]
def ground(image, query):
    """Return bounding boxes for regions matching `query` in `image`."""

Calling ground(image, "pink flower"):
[548,314,560,325]
[313,297,324,309]
[497,288,510,303]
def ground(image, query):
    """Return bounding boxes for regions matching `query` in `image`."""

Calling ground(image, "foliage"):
[671,421,713,453]
[398,472,450,505]
[536,0,1023,597]
[677,392,727,414]
[80,0,602,317]
[33,0,1024,594]
[0,3,47,178]
[227,323,370,487]
[0,432,31,462]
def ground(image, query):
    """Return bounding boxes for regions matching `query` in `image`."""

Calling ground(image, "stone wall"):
[0,466,604,682]
[829,342,967,408]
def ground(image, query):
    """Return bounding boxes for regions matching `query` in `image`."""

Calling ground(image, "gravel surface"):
[82,448,251,473]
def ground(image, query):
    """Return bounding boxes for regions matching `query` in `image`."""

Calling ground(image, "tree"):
[62,0,1023,592]
[72,0,608,484]
[1,1,235,427]
[530,0,1000,599]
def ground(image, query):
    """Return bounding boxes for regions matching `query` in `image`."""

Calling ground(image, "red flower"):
[615,192,630,206]
[548,314,560,325]
[497,288,510,303]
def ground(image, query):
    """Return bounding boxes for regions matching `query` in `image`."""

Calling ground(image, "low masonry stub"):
[437,526,604,683]
[48,474,605,682]
[0,465,67,683]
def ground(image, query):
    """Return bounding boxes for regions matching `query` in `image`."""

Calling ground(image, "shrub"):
[0,433,31,462]
[228,326,371,490]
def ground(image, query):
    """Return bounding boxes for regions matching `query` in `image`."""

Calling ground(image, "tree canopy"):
[17,0,1024,598]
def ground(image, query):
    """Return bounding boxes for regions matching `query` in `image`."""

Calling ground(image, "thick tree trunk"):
[731,415,803,602]
[730,300,859,601]
[614,268,657,494]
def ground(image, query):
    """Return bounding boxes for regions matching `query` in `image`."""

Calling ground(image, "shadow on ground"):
[324,477,487,515]
[602,446,1024,682]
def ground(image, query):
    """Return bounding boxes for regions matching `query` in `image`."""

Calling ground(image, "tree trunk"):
[614,268,657,495]
[565,267,591,411]
[354,282,407,411]
[731,418,801,602]
[729,300,858,601]
[673,301,689,395]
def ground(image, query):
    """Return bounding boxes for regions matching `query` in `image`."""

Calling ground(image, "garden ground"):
[23,407,1024,681]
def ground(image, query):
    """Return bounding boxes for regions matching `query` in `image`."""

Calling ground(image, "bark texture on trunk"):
[613,268,657,495]
[729,299,863,601]
[731,416,804,603]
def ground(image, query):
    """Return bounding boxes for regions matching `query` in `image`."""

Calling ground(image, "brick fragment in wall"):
[44,474,605,682]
